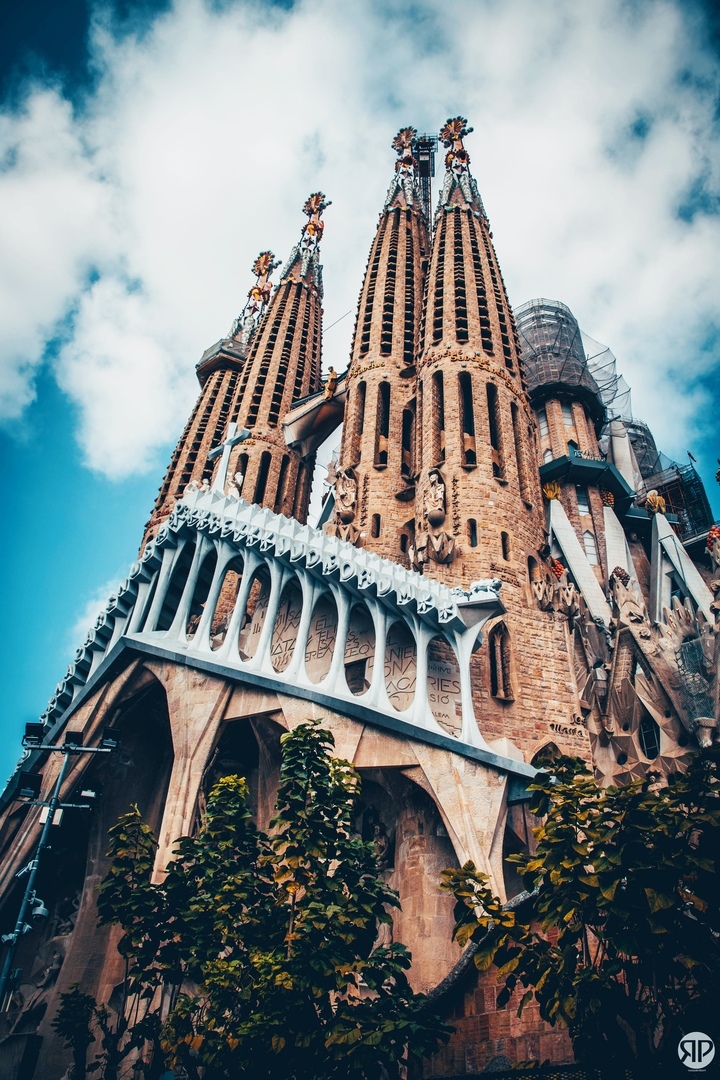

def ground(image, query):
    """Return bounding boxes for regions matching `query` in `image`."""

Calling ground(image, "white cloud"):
[0,0,718,474]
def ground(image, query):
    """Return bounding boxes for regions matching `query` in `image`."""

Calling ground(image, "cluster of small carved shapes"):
[392,127,416,154]
[610,566,630,586]
[439,116,473,148]
[644,489,666,515]
[706,524,720,554]
[600,489,615,507]
[550,559,566,581]
[252,251,280,279]
[542,481,562,501]
[303,192,331,219]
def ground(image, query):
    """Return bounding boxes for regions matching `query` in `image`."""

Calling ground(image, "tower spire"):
[230,251,280,349]
[328,128,429,558]
[437,116,487,220]
[278,192,331,293]
[383,126,421,211]
[222,193,330,522]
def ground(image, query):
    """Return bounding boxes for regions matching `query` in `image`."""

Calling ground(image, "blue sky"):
[1,0,719,786]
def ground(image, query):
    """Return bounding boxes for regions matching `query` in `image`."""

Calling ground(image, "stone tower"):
[226,193,329,523]
[410,118,582,757]
[330,127,430,560]
[143,251,279,546]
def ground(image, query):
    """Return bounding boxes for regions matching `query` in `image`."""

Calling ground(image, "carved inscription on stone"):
[305,595,338,684]
[428,639,462,736]
[271,585,303,672]
[343,606,376,694]
[384,623,417,711]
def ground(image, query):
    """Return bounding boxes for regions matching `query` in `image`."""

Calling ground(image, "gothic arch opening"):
[488,621,515,702]
[11,677,174,1062]
[355,770,460,992]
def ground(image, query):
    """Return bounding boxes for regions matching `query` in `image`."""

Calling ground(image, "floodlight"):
[100,728,121,750]
[17,772,41,800]
[30,896,48,920]
[22,723,45,748]
[63,732,83,748]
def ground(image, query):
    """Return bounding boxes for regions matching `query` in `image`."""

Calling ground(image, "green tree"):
[441,751,720,1073]
[59,719,448,1078]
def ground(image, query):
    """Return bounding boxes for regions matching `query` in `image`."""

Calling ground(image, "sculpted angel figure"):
[424,469,446,527]
[334,466,358,523]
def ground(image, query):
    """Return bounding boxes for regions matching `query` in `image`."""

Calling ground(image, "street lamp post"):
[0,726,120,1008]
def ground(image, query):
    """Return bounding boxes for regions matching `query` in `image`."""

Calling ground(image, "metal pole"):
[0,749,73,1005]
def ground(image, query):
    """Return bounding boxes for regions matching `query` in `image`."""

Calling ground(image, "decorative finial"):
[231,250,280,345]
[384,126,419,210]
[542,481,562,501]
[279,193,331,292]
[439,116,474,152]
[392,127,417,154]
[303,192,331,223]
[437,116,485,218]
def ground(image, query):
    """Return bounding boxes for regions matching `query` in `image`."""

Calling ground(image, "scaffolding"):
[514,299,636,428]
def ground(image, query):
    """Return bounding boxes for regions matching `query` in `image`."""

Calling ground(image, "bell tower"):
[329,129,430,560]
[221,193,330,523]
[413,118,578,755]
[142,250,278,547]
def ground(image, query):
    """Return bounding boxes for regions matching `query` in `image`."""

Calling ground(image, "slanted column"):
[143,538,186,633]
[192,543,239,654]
[166,534,214,642]
[216,549,262,661]
[247,560,290,673]
[283,570,317,683]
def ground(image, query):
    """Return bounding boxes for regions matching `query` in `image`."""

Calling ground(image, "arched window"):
[543,448,554,464]
[501,531,511,561]
[400,534,408,553]
[486,383,504,478]
[489,622,514,701]
[562,401,574,427]
[275,455,289,513]
[254,451,272,505]
[576,486,590,514]
[401,406,414,478]
[348,381,366,464]
[467,519,478,547]
[371,514,381,538]
[583,530,598,565]
[459,371,476,465]
[537,407,549,437]
[375,382,390,466]
[431,371,445,463]
[639,712,661,760]
[511,401,530,500]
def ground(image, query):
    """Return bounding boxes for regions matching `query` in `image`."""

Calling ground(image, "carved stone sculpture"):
[424,469,446,528]
[334,466,358,524]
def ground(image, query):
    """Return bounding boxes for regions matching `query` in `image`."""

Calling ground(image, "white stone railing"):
[37,492,505,755]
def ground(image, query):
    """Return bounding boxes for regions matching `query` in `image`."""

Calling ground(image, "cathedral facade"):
[0,118,718,1078]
